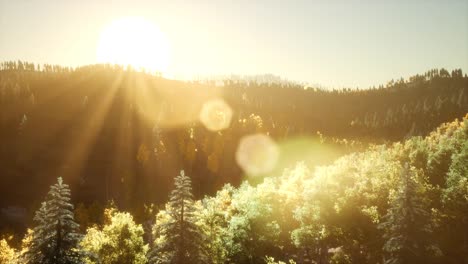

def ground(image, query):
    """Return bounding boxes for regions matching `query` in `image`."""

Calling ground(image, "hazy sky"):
[1,0,467,88]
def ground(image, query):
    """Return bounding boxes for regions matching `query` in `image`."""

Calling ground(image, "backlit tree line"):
[0,62,466,219]
[1,115,467,264]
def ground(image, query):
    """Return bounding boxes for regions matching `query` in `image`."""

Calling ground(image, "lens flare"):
[199,99,233,131]
[236,133,280,176]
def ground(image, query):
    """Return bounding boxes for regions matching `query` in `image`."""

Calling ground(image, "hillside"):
[0,62,467,211]
[2,112,467,263]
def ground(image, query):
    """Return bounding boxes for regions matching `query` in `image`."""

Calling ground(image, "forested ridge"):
[1,112,467,263]
[0,62,466,210]
[0,61,467,263]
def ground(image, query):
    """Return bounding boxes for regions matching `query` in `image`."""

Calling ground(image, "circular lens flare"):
[199,99,233,131]
[236,133,280,176]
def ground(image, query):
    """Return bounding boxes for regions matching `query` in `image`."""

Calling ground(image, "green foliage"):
[226,116,466,263]
[226,182,282,263]
[149,170,207,264]
[291,166,343,263]
[1,106,467,263]
[443,138,468,211]
[197,186,235,264]
[378,164,439,263]
[80,208,148,264]
[441,138,468,263]
[1,64,467,209]
[21,177,83,264]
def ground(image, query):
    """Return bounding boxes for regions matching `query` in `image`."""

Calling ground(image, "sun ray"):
[58,71,123,199]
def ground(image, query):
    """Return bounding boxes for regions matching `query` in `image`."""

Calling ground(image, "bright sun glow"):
[96,17,170,73]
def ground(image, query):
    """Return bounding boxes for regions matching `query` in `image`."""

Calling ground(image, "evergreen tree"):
[149,170,206,264]
[22,203,48,263]
[22,177,83,264]
[378,164,439,264]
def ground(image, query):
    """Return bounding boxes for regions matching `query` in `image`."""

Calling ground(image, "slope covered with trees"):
[0,62,466,215]
[1,114,467,263]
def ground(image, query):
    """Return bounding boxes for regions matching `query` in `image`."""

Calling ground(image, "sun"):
[96,17,170,73]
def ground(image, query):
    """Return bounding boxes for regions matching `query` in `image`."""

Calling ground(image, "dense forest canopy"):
[0,61,467,263]
[1,0,467,262]
[0,62,466,208]
[1,108,467,263]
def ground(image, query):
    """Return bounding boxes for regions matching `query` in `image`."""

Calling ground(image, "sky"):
[0,0,467,88]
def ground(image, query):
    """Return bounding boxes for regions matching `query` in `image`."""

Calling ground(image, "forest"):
[0,62,467,263]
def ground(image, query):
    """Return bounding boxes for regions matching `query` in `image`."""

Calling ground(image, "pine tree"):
[149,170,206,264]
[378,164,439,264]
[22,177,83,264]
[22,202,48,263]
